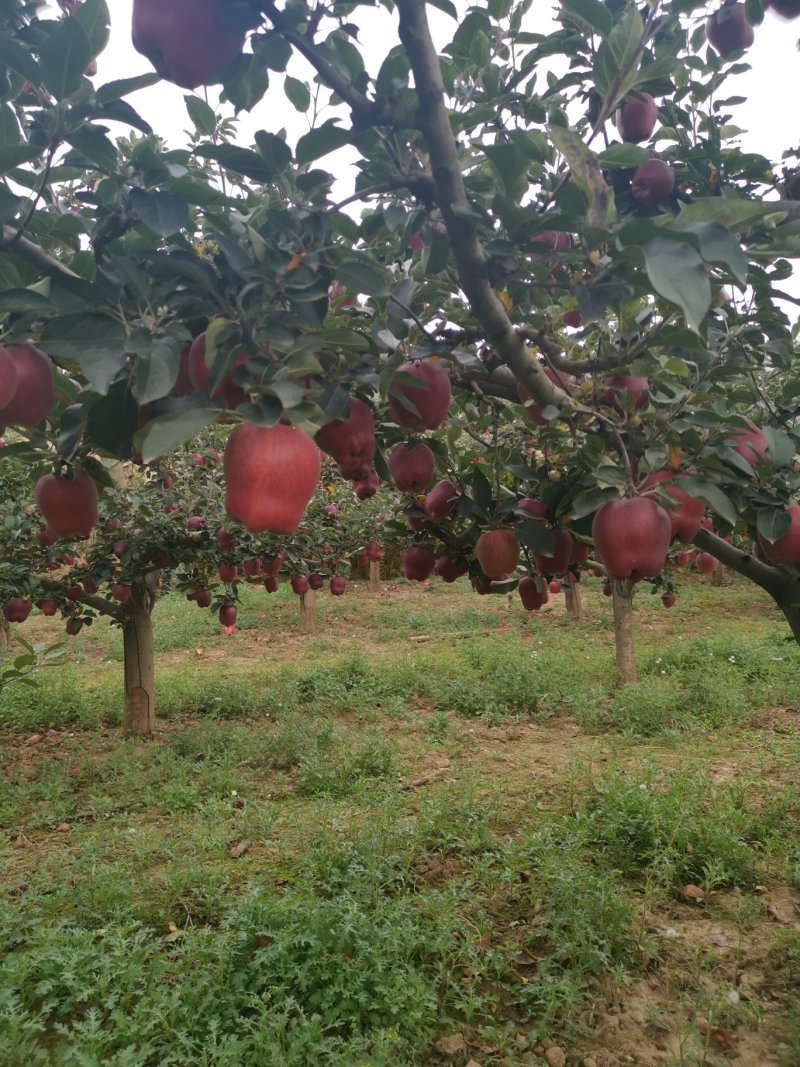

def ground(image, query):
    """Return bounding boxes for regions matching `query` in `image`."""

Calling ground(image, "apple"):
[516,497,548,521]
[263,576,279,593]
[308,573,324,590]
[187,332,249,408]
[675,549,691,566]
[365,540,382,562]
[530,230,571,262]
[218,563,238,582]
[35,471,99,539]
[315,396,375,479]
[591,497,672,579]
[548,579,561,594]
[640,471,705,543]
[757,505,800,562]
[214,526,236,550]
[602,581,612,597]
[4,597,31,622]
[402,546,436,581]
[472,573,493,595]
[163,503,179,514]
[433,554,469,582]
[324,503,338,516]
[65,617,83,635]
[35,526,56,547]
[517,366,570,426]
[187,516,207,531]
[424,479,458,521]
[104,518,120,533]
[330,576,346,596]
[616,91,657,143]
[475,529,521,578]
[66,585,83,602]
[113,539,129,558]
[0,345,18,410]
[518,576,548,610]
[111,583,131,602]
[569,540,590,565]
[219,604,237,627]
[0,343,54,426]
[533,528,573,576]
[162,474,175,490]
[725,418,769,467]
[766,0,800,16]
[82,578,99,595]
[388,441,435,492]
[195,588,212,607]
[661,593,676,608]
[132,0,246,89]
[695,552,719,573]
[388,360,452,431]
[353,469,380,500]
[562,309,582,329]
[190,453,206,468]
[706,3,754,56]
[261,554,284,577]
[291,575,309,596]
[38,599,59,616]
[631,159,675,206]
[602,375,650,412]
[225,423,320,535]
[242,557,260,577]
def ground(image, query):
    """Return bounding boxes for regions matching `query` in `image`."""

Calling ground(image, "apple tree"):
[1,0,800,690]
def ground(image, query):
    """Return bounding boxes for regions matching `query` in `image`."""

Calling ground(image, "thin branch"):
[1,226,79,279]
[331,172,434,213]
[38,577,123,621]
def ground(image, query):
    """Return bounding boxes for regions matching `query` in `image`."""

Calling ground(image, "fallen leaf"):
[229,840,251,858]
[711,1026,735,1047]
[56,822,70,833]
[684,884,705,900]
[13,834,30,848]
[436,1033,466,1055]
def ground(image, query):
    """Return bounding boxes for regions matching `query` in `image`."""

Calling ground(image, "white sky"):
[69,0,800,196]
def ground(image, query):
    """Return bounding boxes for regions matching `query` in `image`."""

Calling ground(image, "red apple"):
[261,554,284,577]
[640,471,705,543]
[187,516,207,531]
[591,497,672,579]
[602,581,612,597]
[65,584,83,602]
[725,419,769,467]
[330,576,346,596]
[616,91,657,143]
[365,540,382,562]
[111,583,131,602]
[433,554,469,582]
[518,576,548,610]
[569,541,590,565]
[35,471,99,539]
[225,423,320,535]
[424,479,458,521]
[187,332,249,408]
[530,230,571,261]
[631,159,675,206]
[353,468,380,500]
[215,526,236,550]
[475,530,521,579]
[0,345,19,411]
[151,551,170,570]
[4,597,31,622]
[548,579,561,594]
[263,576,279,593]
[65,617,83,635]
[675,549,691,566]
[602,375,650,412]
[315,396,375,480]
[562,309,583,329]
[533,528,573,576]
[516,498,549,521]
[291,575,309,596]
[757,505,800,563]
[388,360,452,431]
[35,526,56,547]
[388,442,436,492]
[82,578,99,595]
[162,473,175,489]
[104,518,120,533]
[0,343,54,426]
[324,503,338,516]
[402,546,436,582]
[661,593,676,608]
[132,0,246,90]
[113,539,129,558]
[308,573,324,590]
[218,563,238,582]
[242,557,260,577]
[695,552,719,573]
[219,604,237,627]
[38,598,59,616]
[706,3,754,56]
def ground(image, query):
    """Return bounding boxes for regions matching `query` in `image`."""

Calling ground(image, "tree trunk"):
[611,578,636,685]
[300,589,316,633]
[122,579,156,737]
[0,618,10,651]
[369,560,381,594]
[564,577,585,619]
[711,565,724,586]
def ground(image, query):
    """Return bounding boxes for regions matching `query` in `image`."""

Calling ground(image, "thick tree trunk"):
[611,578,637,685]
[369,560,381,594]
[564,577,585,619]
[122,579,156,737]
[711,565,724,586]
[300,589,316,633]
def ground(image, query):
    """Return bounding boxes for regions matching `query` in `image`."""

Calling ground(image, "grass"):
[1,573,799,1064]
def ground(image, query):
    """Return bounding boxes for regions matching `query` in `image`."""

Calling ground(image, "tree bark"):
[611,578,637,684]
[0,618,10,651]
[711,564,724,586]
[122,578,156,737]
[369,560,381,594]
[300,589,317,633]
[564,577,585,620]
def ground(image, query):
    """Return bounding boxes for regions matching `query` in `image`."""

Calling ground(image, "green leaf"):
[185,95,217,137]
[128,188,189,237]
[72,0,110,57]
[560,0,614,36]
[0,145,40,176]
[41,313,127,394]
[254,130,292,175]
[470,466,493,513]
[86,380,139,458]
[134,409,216,464]
[592,7,644,103]
[193,144,278,182]
[569,487,620,520]
[296,123,352,166]
[57,404,84,461]
[130,336,181,405]
[516,520,555,555]
[641,235,711,333]
[549,125,611,228]
[679,478,738,527]
[576,281,634,322]
[676,197,778,230]
[668,221,748,285]
[284,76,311,112]
[597,143,651,168]
[39,17,92,100]
[762,426,796,469]
[0,34,40,83]
[484,143,530,199]
[335,261,389,298]
[421,228,451,276]
[756,508,791,545]
[95,73,160,103]
[66,125,118,171]
[0,289,55,314]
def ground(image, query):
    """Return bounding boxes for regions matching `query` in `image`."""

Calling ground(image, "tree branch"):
[38,577,123,621]
[1,226,79,279]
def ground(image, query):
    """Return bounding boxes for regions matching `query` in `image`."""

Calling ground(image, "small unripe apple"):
[631,159,675,206]
[616,91,657,143]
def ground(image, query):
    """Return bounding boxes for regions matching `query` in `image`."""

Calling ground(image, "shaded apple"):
[631,159,675,206]
[0,343,54,426]
[35,471,99,540]
[424,479,458,521]
[725,419,769,467]
[290,575,309,596]
[402,546,436,581]
[640,471,705,543]
[533,528,573,576]
[757,505,800,563]
[518,576,548,610]
[388,441,436,492]
[132,0,246,90]
[389,360,452,431]
[616,91,657,143]
[602,375,650,412]
[315,396,375,479]
[219,604,237,627]
[433,554,469,582]
[706,3,754,56]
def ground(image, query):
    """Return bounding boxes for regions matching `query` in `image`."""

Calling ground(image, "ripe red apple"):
[766,0,800,17]
[562,309,582,329]
[132,0,246,89]
[104,518,120,533]
[757,505,800,562]
[187,516,207,531]
[308,573,324,590]
[388,442,436,492]
[388,360,452,431]
[616,91,657,143]
[530,230,571,261]
[424,479,458,521]
[324,503,338,516]
[402,546,436,582]
[65,617,83,635]
[695,552,719,573]
[602,375,650,412]
[225,423,320,535]
[263,576,279,593]
[330,576,346,596]
[661,593,676,608]
[4,597,31,622]
[190,453,206,468]
[35,526,56,547]
[591,497,672,579]
[365,540,382,562]
[706,3,754,56]
[475,530,521,579]
[517,366,569,426]
[163,503,179,515]
[533,528,573,576]
[150,551,170,570]
[518,576,548,610]
[569,540,590,565]
[218,563,238,582]
[315,396,375,480]
[219,604,237,627]
[353,468,380,500]
[195,588,212,607]
[242,557,260,577]
[291,575,309,596]
[35,471,99,539]
[631,159,675,206]
[472,573,493,595]
[725,419,769,467]
[66,584,83,602]
[113,539,129,558]
[640,471,705,543]
[602,581,612,597]
[38,598,59,616]
[675,548,691,566]
[0,343,54,426]
[261,554,284,577]
[0,345,19,411]
[433,554,469,582]
[214,526,236,550]
[516,497,549,521]
[187,332,249,408]
[162,474,175,490]
[548,579,561,594]
[111,583,131,602]
[82,578,99,595]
